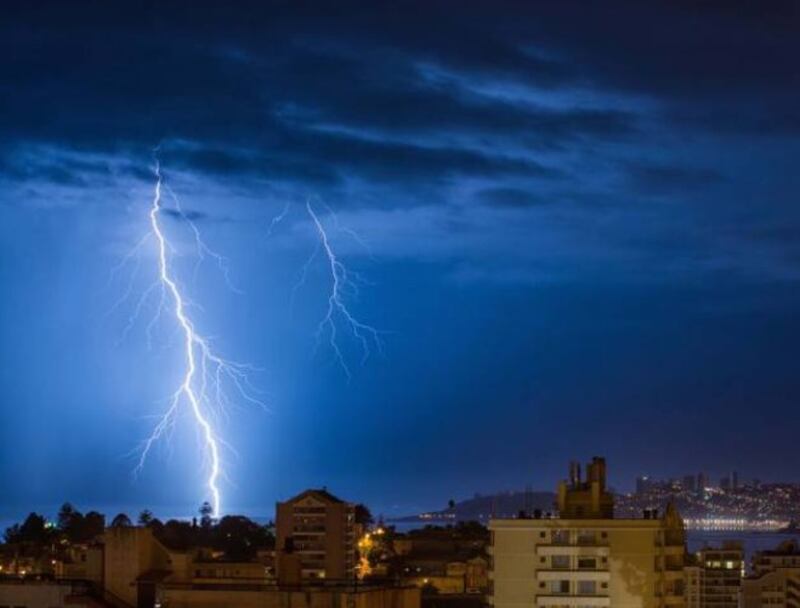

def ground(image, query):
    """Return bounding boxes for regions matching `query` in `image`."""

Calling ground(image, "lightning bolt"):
[129,155,262,518]
[304,201,383,380]
[265,201,291,238]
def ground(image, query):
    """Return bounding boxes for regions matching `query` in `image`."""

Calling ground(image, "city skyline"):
[1,460,799,531]
[2,1,800,519]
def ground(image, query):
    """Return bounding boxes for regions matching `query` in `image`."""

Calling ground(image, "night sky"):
[1,2,799,522]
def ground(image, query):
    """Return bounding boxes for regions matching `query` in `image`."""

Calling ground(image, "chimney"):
[588,457,606,487]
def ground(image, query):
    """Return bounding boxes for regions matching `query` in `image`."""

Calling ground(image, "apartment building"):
[741,540,800,608]
[685,542,743,608]
[275,488,357,581]
[489,457,686,608]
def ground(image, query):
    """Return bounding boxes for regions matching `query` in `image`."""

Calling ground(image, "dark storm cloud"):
[476,188,551,209]
[0,0,798,262]
[0,158,87,187]
[0,148,115,186]
[0,1,795,184]
[625,163,726,196]
[163,132,558,187]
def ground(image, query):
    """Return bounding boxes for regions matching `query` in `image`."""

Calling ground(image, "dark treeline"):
[2,501,276,562]
[406,520,489,540]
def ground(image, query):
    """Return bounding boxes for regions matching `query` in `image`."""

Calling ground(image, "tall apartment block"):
[489,457,686,608]
[275,488,357,581]
[685,542,743,608]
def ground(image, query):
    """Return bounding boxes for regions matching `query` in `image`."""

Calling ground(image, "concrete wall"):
[0,581,72,608]
[104,527,171,607]
[159,586,420,608]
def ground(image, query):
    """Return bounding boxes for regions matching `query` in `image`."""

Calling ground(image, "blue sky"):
[1,1,799,522]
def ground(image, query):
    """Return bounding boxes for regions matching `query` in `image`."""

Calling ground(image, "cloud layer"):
[2,1,798,283]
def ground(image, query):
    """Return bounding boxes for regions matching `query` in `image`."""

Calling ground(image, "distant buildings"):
[275,488,357,581]
[636,472,747,496]
[389,524,490,596]
[685,542,743,608]
[638,473,706,497]
[618,475,800,527]
[637,475,653,495]
[489,457,686,608]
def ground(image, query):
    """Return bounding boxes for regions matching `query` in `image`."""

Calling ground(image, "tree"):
[2,513,59,555]
[155,520,196,551]
[58,502,81,531]
[355,503,374,527]
[138,510,154,526]
[199,502,214,529]
[110,513,132,528]
[211,516,275,561]
[76,511,105,541]
[19,513,48,543]
[3,524,21,544]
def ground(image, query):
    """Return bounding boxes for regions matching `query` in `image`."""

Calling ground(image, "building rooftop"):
[285,488,346,504]
[757,540,800,556]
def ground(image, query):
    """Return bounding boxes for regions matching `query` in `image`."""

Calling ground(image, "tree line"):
[2,501,275,562]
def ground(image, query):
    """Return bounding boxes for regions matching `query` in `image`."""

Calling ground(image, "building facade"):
[684,542,743,608]
[489,457,686,608]
[275,488,357,581]
[741,540,800,608]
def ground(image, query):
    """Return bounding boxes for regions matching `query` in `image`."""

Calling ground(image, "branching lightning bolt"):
[130,157,263,518]
[304,201,383,380]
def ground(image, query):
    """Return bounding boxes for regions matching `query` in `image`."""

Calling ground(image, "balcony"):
[536,596,610,607]
[536,545,610,557]
[576,536,604,547]
[663,569,685,580]
[537,570,610,583]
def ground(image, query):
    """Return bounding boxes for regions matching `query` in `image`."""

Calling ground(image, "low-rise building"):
[54,543,104,583]
[0,496,414,608]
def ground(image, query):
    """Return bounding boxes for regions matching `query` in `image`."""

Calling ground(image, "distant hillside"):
[392,490,557,523]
